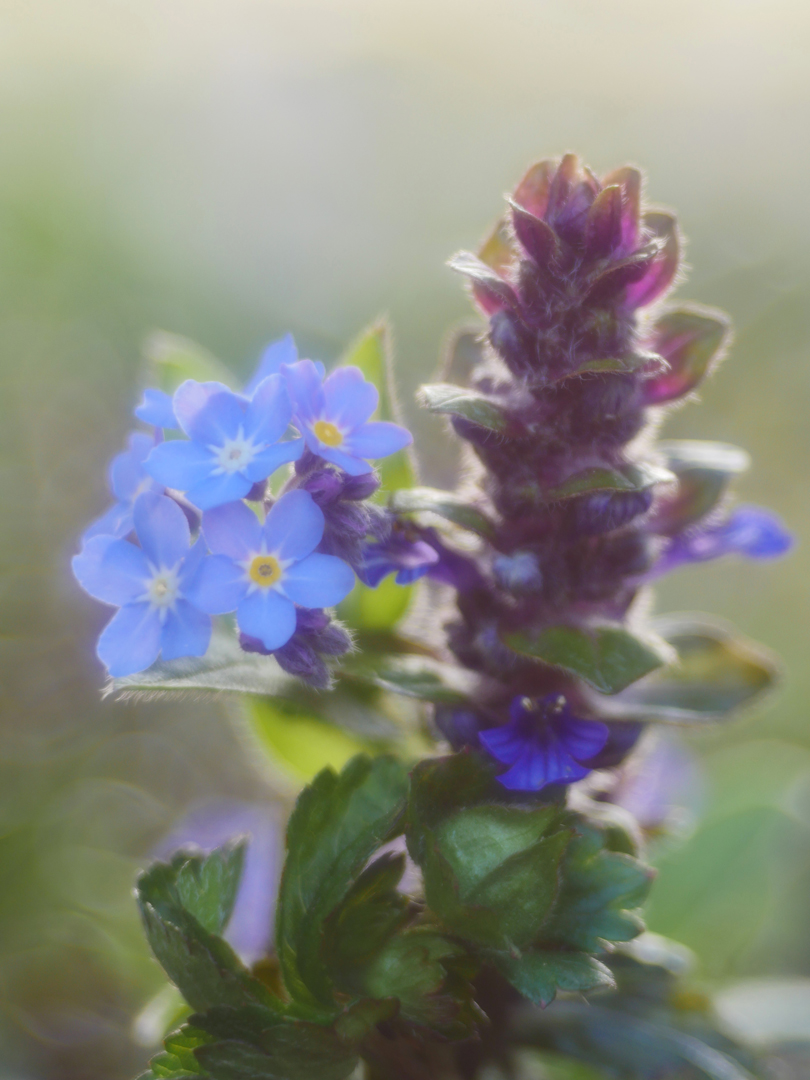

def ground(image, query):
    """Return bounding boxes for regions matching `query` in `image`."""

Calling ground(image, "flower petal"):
[243,437,304,483]
[173,381,247,444]
[283,359,325,425]
[81,501,134,543]
[282,553,355,608]
[559,717,609,762]
[343,421,412,461]
[245,374,294,446]
[161,600,211,660]
[236,589,297,651]
[96,602,162,677]
[73,535,150,605]
[109,431,155,501]
[183,554,246,613]
[311,444,373,476]
[478,723,527,766]
[322,365,378,429]
[144,439,215,491]
[243,333,298,397]
[133,492,190,568]
[134,388,178,430]
[202,501,262,560]
[263,489,324,561]
[187,470,252,511]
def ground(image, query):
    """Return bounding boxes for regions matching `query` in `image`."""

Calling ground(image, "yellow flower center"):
[249,554,282,588]
[313,420,343,447]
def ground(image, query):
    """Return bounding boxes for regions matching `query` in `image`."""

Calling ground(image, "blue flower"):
[358,530,439,587]
[72,492,211,677]
[242,333,301,397]
[283,359,412,476]
[82,431,162,543]
[479,694,609,792]
[186,490,355,652]
[652,505,793,579]
[134,388,179,430]
[144,375,303,510]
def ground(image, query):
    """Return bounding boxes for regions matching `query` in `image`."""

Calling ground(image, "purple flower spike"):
[479,695,609,792]
[81,431,162,544]
[284,359,413,476]
[134,388,178,430]
[144,375,303,510]
[72,492,211,677]
[651,505,793,579]
[188,490,356,652]
[358,532,440,587]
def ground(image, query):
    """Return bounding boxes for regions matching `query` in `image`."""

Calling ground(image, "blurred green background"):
[1,1,809,1076]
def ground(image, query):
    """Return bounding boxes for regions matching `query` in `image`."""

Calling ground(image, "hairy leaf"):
[589,614,779,723]
[644,305,731,405]
[503,623,669,695]
[418,382,508,433]
[391,485,496,539]
[276,755,409,1006]
[491,949,614,1007]
[543,461,674,503]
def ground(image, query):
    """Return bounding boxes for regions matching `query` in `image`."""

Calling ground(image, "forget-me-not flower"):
[82,431,162,544]
[72,492,211,677]
[144,375,303,510]
[135,388,179,430]
[283,360,412,476]
[186,489,355,652]
[479,694,609,792]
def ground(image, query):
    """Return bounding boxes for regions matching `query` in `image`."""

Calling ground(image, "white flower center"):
[211,427,260,475]
[145,565,181,614]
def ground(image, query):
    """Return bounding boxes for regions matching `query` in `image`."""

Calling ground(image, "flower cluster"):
[400,156,792,792]
[73,339,412,682]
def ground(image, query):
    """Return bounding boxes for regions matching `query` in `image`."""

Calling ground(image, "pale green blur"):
[1,2,809,1076]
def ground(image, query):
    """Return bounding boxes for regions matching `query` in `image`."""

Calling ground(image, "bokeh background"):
[1,1,809,1076]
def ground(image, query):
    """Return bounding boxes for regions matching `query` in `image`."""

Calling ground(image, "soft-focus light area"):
[1,1,809,1075]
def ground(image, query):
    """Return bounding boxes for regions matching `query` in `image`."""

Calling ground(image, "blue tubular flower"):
[82,431,162,543]
[187,490,355,652]
[144,375,303,510]
[284,359,412,476]
[72,492,211,677]
[479,695,609,792]
[134,388,178,430]
[358,530,440,587]
[651,505,793,579]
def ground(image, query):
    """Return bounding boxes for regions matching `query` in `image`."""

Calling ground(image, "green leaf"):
[191,1004,359,1080]
[144,331,237,395]
[245,695,378,784]
[322,852,409,988]
[338,575,413,633]
[652,441,750,535]
[543,461,674,502]
[147,1025,212,1077]
[111,624,294,698]
[340,652,478,705]
[174,843,246,936]
[390,486,496,539]
[276,755,409,1007]
[417,382,508,433]
[645,305,731,405]
[503,623,669,695]
[491,949,614,1007]
[364,927,478,1037]
[136,854,279,1015]
[341,321,416,495]
[589,614,779,723]
[541,824,652,954]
